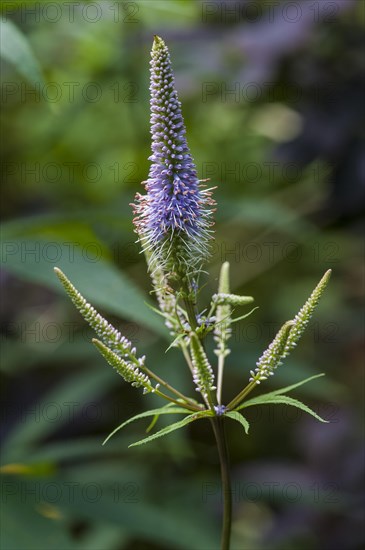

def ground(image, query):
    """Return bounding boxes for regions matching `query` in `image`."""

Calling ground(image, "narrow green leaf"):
[236,373,326,410]
[237,394,328,423]
[0,20,44,87]
[129,411,212,447]
[225,411,250,434]
[103,406,190,445]
[144,300,172,320]
[262,373,326,397]
[230,307,259,325]
[165,333,186,352]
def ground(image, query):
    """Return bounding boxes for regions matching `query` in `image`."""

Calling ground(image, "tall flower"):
[133,36,215,280]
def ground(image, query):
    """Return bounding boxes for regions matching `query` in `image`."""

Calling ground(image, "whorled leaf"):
[225,411,250,434]
[103,404,190,445]
[129,410,212,447]
[237,394,328,423]
[257,373,326,398]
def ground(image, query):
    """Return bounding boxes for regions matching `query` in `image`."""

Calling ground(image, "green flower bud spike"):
[92,339,153,393]
[283,269,332,357]
[54,267,141,362]
[214,262,232,404]
[190,333,215,408]
[228,269,331,410]
[213,262,255,404]
[54,267,200,410]
[144,246,181,338]
[249,321,294,384]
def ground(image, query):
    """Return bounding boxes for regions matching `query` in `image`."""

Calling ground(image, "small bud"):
[214,404,227,416]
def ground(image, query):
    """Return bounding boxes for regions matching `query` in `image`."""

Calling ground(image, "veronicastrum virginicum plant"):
[54,36,331,550]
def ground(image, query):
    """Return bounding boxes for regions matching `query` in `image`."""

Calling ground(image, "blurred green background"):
[1,1,364,549]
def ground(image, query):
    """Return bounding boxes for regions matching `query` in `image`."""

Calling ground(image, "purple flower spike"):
[133,36,215,276]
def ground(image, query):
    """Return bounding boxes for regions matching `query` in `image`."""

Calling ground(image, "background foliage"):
[1,1,364,549]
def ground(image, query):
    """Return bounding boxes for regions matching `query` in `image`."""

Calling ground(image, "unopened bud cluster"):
[54,268,152,393]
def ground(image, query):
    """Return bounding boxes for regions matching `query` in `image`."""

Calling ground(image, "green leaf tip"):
[128,410,211,448]
[238,394,329,423]
[258,373,326,398]
[0,20,45,88]
[102,405,189,445]
[226,411,250,434]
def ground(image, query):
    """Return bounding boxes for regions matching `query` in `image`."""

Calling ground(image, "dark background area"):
[1,1,364,549]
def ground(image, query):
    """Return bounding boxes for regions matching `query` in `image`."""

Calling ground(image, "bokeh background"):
[1,1,364,549]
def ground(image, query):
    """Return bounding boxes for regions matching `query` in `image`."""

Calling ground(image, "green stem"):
[143,365,200,410]
[216,353,225,404]
[227,380,257,410]
[180,341,194,374]
[184,295,198,332]
[179,273,199,333]
[154,389,201,412]
[211,417,232,550]
[182,284,215,412]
